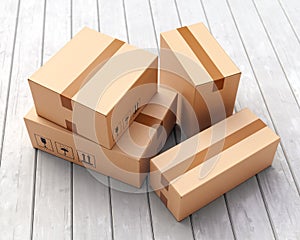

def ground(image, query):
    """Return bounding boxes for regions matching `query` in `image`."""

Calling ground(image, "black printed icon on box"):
[55,142,74,159]
[77,150,96,168]
[34,134,54,151]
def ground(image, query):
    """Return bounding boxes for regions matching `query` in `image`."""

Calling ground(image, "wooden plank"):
[195,1,275,239]
[72,0,112,239]
[0,0,19,163]
[124,0,157,54]
[278,0,300,42]
[170,1,236,239]
[149,131,195,240]
[146,1,194,239]
[202,0,300,238]
[252,0,300,115]
[72,166,112,240]
[0,0,44,238]
[32,0,72,239]
[98,1,153,239]
[226,0,300,190]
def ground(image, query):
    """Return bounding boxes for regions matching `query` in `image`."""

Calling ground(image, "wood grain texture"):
[99,1,153,239]
[32,0,72,239]
[252,0,300,112]
[278,0,300,43]
[0,0,44,239]
[0,0,19,162]
[202,0,300,238]
[173,1,236,239]
[0,0,300,239]
[72,0,112,239]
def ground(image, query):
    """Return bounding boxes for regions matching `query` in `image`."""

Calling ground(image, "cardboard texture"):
[160,22,241,137]
[24,90,177,188]
[28,27,158,149]
[150,109,280,221]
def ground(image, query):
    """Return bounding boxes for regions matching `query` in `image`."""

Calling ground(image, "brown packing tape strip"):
[60,39,126,110]
[135,112,162,128]
[177,26,224,87]
[161,118,266,186]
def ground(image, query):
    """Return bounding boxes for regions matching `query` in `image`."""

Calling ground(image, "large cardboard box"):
[25,89,177,188]
[29,27,158,149]
[150,109,280,221]
[160,22,240,138]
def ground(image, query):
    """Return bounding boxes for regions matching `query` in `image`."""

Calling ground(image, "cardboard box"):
[150,109,280,221]
[160,22,240,138]
[28,27,158,149]
[135,87,177,146]
[24,90,177,188]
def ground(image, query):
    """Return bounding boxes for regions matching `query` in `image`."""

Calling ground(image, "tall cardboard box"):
[150,109,280,220]
[160,22,240,138]
[29,27,158,149]
[25,89,177,188]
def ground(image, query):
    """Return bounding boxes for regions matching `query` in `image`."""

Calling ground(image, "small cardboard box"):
[160,22,240,138]
[25,89,177,188]
[28,27,158,149]
[150,109,280,221]
[135,87,177,144]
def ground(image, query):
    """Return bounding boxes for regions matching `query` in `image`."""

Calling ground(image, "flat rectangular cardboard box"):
[160,22,241,138]
[29,27,158,149]
[25,89,177,188]
[150,109,280,221]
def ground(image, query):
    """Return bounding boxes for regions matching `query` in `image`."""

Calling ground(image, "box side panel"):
[24,110,144,187]
[175,129,279,220]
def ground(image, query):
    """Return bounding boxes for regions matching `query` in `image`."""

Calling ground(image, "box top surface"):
[171,127,279,197]
[150,108,279,196]
[140,87,177,121]
[29,27,157,115]
[160,22,240,86]
[151,108,260,170]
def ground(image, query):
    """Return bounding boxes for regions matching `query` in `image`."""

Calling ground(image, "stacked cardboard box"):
[24,23,280,221]
[25,87,177,187]
[160,22,240,138]
[28,27,158,149]
[25,27,176,187]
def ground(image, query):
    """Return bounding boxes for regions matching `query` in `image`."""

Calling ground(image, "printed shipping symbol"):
[77,150,96,168]
[55,142,74,159]
[34,134,54,151]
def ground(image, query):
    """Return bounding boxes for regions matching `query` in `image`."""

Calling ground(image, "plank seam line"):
[122,0,130,43]
[108,177,115,240]
[233,103,276,238]
[173,0,183,27]
[0,0,21,167]
[31,0,46,237]
[224,194,237,240]
[256,174,279,239]
[147,0,159,52]
[30,150,38,240]
[96,2,113,239]
[225,0,300,196]
[124,1,155,237]
[189,216,196,240]
[70,163,74,240]
[252,0,300,111]
[96,0,100,32]
[200,3,236,238]
[146,177,155,240]
[70,0,74,239]
[277,0,300,57]
[199,0,211,31]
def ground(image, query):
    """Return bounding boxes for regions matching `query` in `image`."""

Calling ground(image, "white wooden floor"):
[1,0,300,239]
